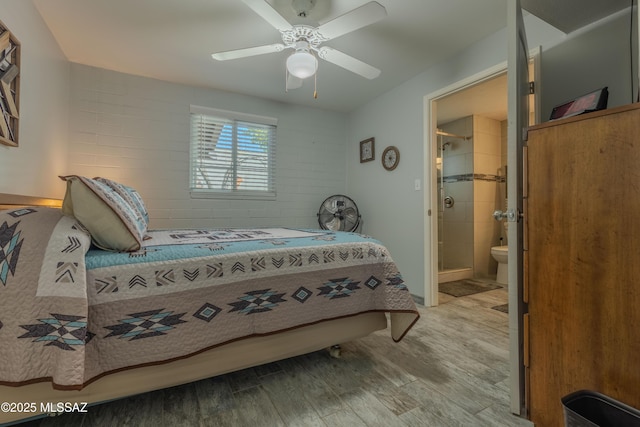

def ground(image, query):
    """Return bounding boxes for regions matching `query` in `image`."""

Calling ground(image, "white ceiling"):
[521,0,630,33]
[33,0,511,113]
[33,0,630,114]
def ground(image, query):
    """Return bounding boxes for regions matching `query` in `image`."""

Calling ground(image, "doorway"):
[424,54,539,308]
[435,73,508,289]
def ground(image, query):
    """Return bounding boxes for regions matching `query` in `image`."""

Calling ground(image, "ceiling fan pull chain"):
[314,71,318,99]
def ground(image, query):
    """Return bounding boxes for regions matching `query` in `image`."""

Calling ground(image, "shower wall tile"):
[444,221,473,244]
[474,115,501,136]
[474,180,497,203]
[444,181,473,203]
[441,116,472,137]
[500,120,508,169]
[473,115,503,279]
[474,217,497,240]
[443,182,473,223]
[474,152,502,175]
[449,139,473,154]
[443,153,473,175]
[475,222,499,278]
[440,118,472,156]
[474,180,504,204]
[475,208,500,241]
[474,117,501,161]
[474,135,500,156]
[443,228,473,270]
[443,201,472,223]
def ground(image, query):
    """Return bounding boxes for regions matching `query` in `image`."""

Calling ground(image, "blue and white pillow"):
[60,175,147,252]
[95,177,149,228]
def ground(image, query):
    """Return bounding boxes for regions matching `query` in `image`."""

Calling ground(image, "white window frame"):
[189,105,277,200]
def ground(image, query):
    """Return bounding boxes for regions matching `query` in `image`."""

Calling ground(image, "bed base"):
[1,312,387,425]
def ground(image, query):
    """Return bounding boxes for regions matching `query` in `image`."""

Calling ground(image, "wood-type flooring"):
[17,284,532,427]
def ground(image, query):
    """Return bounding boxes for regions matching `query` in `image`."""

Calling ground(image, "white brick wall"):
[67,64,348,229]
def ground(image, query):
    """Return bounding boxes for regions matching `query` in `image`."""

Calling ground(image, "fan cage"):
[317,194,362,232]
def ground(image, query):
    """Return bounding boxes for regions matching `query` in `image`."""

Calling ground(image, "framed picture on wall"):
[0,20,20,147]
[359,137,375,163]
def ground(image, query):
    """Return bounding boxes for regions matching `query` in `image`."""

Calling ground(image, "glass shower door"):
[436,129,474,282]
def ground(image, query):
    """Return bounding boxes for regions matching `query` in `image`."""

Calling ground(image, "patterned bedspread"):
[0,207,419,389]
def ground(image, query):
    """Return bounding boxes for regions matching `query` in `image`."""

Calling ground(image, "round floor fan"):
[317,195,361,232]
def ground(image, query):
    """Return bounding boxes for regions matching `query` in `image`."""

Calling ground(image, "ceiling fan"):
[211,0,387,93]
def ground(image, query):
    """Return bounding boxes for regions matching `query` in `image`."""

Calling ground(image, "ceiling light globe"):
[286,51,318,79]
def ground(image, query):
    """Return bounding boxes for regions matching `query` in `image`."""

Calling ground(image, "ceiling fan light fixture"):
[286,49,318,79]
[213,1,387,85]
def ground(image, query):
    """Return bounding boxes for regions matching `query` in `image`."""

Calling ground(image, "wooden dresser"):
[526,103,640,426]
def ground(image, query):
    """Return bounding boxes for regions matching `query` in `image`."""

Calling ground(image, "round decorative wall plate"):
[382,146,399,171]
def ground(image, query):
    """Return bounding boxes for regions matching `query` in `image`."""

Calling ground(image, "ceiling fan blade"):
[318,47,381,79]
[286,73,303,90]
[212,43,285,61]
[317,1,387,41]
[242,0,292,31]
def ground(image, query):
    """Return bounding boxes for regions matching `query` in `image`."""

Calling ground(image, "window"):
[190,106,277,199]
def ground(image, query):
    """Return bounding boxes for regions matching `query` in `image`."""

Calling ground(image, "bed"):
[0,184,419,425]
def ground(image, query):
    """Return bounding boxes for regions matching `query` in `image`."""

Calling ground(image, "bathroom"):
[436,114,508,285]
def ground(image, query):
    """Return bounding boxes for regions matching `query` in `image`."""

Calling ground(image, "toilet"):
[491,246,508,285]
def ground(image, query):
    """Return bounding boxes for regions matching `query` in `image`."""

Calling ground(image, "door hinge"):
[528,81,535,94]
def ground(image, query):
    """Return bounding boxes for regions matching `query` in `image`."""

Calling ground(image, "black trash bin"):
[562,390,640,427]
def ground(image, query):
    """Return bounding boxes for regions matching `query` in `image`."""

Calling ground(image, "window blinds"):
[190,106,277,198]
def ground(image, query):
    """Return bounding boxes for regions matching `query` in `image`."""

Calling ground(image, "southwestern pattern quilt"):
[0,207,419,389]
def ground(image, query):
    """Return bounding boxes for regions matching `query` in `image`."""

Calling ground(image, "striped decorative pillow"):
[60,175,147,252]
[94,177,149,229]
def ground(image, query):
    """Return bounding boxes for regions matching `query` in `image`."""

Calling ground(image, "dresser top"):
[529,102,640,132]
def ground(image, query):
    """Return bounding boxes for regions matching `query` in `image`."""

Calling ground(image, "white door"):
[506,0,529,416]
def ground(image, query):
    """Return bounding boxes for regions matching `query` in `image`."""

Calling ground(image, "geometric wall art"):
[0,20,20,147]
